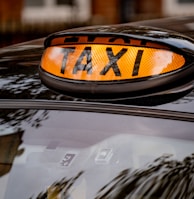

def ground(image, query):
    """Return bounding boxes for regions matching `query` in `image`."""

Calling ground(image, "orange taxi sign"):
[41,44,185,81]
[39,29,194,100]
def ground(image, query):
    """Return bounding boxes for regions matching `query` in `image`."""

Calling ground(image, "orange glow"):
[41,44,185,81]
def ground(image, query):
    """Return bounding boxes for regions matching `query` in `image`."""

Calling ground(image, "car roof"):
[1,17,194,199]
[0,16,194,116]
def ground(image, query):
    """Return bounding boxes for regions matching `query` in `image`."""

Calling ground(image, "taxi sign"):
[39,27,194,100]
[41,44,185,81]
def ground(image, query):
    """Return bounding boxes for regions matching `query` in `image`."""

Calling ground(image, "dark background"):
[0,0,193,47]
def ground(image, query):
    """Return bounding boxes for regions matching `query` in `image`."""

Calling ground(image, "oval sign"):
[41,44,185,81]
[39,28,194,100]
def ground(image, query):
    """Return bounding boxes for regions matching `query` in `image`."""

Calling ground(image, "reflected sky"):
[0,108,194,198]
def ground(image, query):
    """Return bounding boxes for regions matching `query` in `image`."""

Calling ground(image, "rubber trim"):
[0,99,194,122]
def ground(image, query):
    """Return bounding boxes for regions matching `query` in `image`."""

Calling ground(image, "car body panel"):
[1,18,194,112]
[1,108,194,198]
[1,16,194,198]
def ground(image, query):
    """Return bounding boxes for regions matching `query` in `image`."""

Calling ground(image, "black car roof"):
[0,16,194,115]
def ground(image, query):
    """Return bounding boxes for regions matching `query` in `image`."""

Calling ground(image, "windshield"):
[0,109,194,199]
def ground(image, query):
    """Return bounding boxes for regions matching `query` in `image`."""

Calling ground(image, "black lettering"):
[87,36,97,42]
[100,47,127,76]
[61,47,75,74]
[64,37,79,43]
[109,37,130,44]
[140,40,147,46]
[73,47,92,74]
[132,50,144,76]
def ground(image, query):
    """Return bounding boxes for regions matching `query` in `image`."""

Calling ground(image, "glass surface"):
[56,0,75,6]
[0,109,194,198]
[178,0,194,3]
[24,0,44,7]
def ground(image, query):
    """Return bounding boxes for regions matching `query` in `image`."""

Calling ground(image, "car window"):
[1,109,194,198]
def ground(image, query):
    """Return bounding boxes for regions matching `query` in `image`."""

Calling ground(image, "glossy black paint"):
[0,22,194,108]
[1,17,194,199]
[1,107,194,198]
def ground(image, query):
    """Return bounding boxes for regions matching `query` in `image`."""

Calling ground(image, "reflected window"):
[1,108,194,198]
[178,0,194,3]
[57,0,75,6]
[25,0,44,6]
[22,0,90,23]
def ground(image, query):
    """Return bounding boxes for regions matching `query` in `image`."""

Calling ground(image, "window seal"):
[0,99,193,122]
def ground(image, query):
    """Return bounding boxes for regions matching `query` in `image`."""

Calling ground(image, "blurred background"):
[1,0,194,47]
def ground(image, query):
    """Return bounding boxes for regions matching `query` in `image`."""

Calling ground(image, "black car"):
[1,16,194,199]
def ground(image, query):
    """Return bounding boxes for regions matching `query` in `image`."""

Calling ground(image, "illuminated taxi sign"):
[39,30,194,100]
[41,44,185,81]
